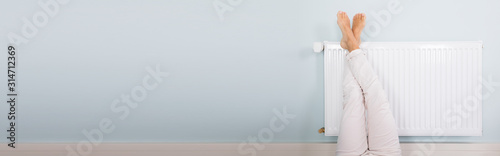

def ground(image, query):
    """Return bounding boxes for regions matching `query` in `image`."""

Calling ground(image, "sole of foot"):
[352,13,366,45]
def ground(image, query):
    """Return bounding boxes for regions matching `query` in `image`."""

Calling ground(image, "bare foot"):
[352,13,366,45]
[337,11,359,52]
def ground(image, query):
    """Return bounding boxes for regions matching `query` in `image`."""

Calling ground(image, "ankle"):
[347,41,360,52]
[348,46,359,52]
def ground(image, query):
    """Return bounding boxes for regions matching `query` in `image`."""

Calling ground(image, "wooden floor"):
[1,143,499,156]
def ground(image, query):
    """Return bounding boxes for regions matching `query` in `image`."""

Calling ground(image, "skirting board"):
[0,143,499,156]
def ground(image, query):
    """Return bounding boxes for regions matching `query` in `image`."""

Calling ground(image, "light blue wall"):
[1,0,499,143]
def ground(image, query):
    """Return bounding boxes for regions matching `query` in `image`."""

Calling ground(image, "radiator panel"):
[324,42,482,136]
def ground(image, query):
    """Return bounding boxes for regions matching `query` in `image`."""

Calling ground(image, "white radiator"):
[316,41,483,136]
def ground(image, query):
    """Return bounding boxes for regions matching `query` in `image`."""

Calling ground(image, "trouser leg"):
[336,54,368,156]
[346,49,401,156]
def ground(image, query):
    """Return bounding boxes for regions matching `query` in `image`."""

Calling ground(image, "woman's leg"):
[346,49,401,155]
[336,57,369,156]
[335,11,368,156]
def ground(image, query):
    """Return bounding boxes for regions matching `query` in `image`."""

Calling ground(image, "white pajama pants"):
[336,49,402,156]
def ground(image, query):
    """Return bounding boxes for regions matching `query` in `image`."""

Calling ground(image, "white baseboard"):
[0,143,499,156]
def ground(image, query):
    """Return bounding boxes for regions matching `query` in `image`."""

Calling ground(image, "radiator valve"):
[318,127,325,134]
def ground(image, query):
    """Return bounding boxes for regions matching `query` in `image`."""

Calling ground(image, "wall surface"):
[0,0,499,143]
